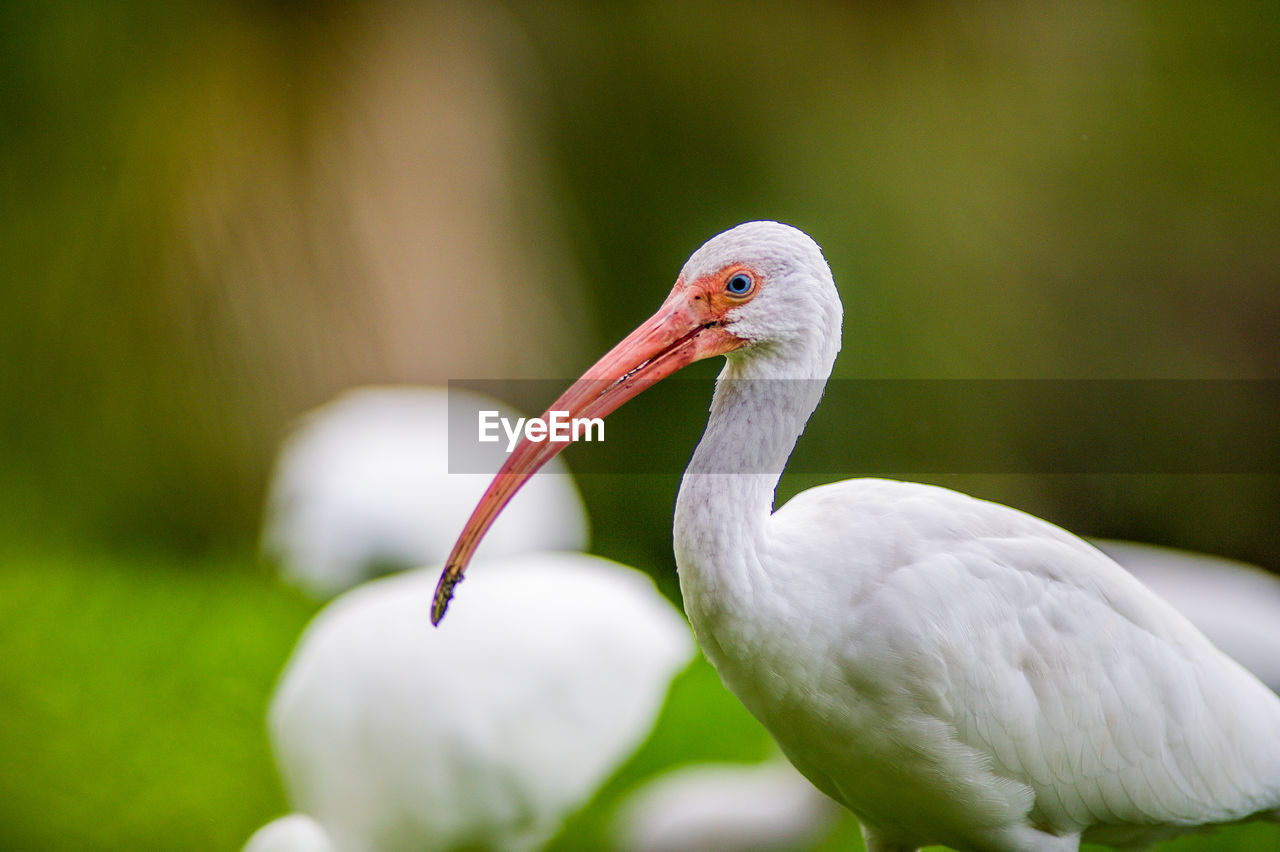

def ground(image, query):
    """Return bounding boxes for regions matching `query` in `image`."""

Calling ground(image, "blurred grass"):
[0,544,314,849]
[0,539,802,849]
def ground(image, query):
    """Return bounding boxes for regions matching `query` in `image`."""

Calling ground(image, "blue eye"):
[725,273,753,295]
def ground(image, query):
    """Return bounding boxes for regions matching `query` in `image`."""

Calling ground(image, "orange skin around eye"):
[684,264,760,320]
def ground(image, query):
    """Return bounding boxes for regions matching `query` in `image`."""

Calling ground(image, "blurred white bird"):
[250,385,694,852]
[1096,539,1280,692]
[433,221,1280,851]
[613,756,838,852]
[262,386,589,598]
[258,553,692,852]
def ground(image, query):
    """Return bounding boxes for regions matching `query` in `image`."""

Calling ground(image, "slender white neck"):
[673,342,835,607]
[685,363,827,476]
[669,239,844,632]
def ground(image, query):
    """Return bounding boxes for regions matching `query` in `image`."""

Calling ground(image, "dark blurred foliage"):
[1,3,288,550]
[1,0,1277,568]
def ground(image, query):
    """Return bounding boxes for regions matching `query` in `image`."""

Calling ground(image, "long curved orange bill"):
[431,279,745,624]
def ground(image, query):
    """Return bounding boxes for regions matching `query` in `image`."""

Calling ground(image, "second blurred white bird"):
[262,386,589,598]
[614,757,838,852]
[265,553,693,852]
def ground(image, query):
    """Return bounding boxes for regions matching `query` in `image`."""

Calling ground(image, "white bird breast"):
[267,552,694,852]
[683,476,1280,849]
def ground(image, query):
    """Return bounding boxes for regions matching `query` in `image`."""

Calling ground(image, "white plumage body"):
[1097,539,1280,693]
[268,553,693,852]
[680,476,1280,850]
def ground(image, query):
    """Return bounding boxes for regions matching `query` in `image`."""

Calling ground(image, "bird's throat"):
[673,369,826,595]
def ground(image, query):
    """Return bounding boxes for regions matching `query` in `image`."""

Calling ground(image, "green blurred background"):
[1,1,1277,849]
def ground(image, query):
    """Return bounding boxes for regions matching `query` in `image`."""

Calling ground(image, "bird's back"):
[696,478,1280,850]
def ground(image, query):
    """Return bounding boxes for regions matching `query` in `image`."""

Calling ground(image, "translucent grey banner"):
[446,379,1280,475]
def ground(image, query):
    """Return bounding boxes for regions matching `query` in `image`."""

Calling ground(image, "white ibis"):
[1095,539,1280,693]
[432,221,1280,851]
[262,385,588,598]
